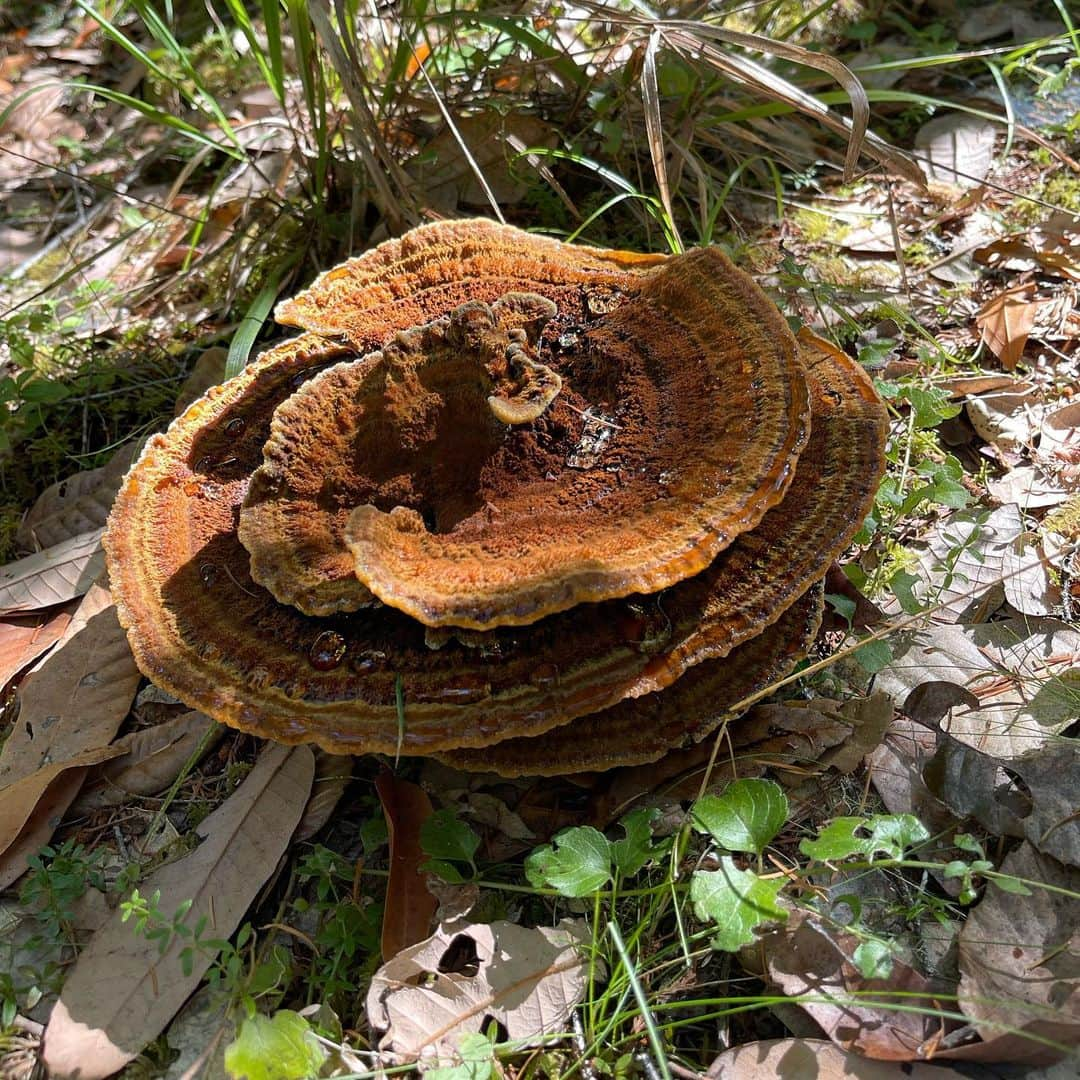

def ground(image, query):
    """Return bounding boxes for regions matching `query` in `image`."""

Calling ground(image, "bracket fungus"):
[104,220,887,775]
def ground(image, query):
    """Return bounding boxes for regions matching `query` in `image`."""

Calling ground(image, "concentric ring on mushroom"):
[104,220,886,774]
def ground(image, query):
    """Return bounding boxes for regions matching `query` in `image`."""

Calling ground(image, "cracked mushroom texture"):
[104,220,887,774]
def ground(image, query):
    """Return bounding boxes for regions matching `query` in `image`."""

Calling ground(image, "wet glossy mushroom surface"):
[104,220,886,774]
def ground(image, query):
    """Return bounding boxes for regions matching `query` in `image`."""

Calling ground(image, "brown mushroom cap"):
[436,584,825,776]
[241,245,811,630]
[238,293,565,617]
[102,319,883,758]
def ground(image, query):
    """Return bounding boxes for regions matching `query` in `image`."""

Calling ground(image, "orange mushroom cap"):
[103,316,883,760]
[242,242,811,630]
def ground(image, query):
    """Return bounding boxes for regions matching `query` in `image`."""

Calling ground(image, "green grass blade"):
[225,265,291,380]
[607,921,672,1080]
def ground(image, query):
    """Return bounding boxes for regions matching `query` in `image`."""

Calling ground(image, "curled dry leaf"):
[0,585,140,888]
[41,743,315,1080]
[71,710,223,813]
[376,771,439,960]
[0,604,74,690]
[874,617,1080,760]
[0,529,104,616]
[756,909,951,1061]
[16,444,139,553]
[975,285,1051,371]
[293,749,354,842]
[706,1038,959,1078]
[367,917,594,1061]
[958,843,1080,1064]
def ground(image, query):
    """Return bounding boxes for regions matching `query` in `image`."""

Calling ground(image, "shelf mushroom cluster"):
[104,220,887,775]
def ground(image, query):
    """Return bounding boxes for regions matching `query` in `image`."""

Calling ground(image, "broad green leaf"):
[425,1032,496,1080]
[854,638,893,674]
[853,939,895,979]
[420,810,481,866]
[224,1010,325,1080]
[691,780,789,855]
[525,826,611,897]
[690,857,787,951]
[990,875,1032,896]
[610,808,668,877]
[800,814,930,862]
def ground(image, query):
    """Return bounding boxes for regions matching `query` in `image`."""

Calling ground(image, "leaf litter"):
[1,2,1080,1076]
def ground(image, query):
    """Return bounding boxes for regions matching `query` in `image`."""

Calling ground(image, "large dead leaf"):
[376,771,439,961]
[756,910,951,1061]
[1009,744,1080,867]
[0,586,140,887]
[975,285,1049,371]
[0,529,104,615]
[874,618,1080,760]
[367,917,593,1061]
[15,445,138,553]
[0,745,124,859]
[909,505,1055,620]
[987,465,1073,510]
[957,843,1080,1063]
[706,1038,958,1078]
[72,710,224,813]
[0,605,74,689]
[914,114,996,188]
[41,743,315,1079]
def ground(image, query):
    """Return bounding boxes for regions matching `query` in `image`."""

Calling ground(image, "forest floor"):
[0,1,1079,1078]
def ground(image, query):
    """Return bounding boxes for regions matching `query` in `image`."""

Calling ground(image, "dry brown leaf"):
[0,745,124,860]
[974,213,1080,281]
[757,910,950,1061]
[376,771,438,960]
[367,917,593,1061]
[873,617,1080,760]
[817,691,894,774]
[0,529,105,615]
[869,718,966,837]
[706,1038,959,1078]
[975,285,1048,371]
[957,843,1080,1063]
[0,589,139,788]
[0,605,74,689]
[1009,744,1080,868]
[72,710,224,813]
[293,749,355,842]
[16,445,138,553]
[987,465,1073,510]
[0,587,140,887]
[41,743,315,1079]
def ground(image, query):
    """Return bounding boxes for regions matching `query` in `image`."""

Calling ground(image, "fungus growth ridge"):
[104,220,887,775]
